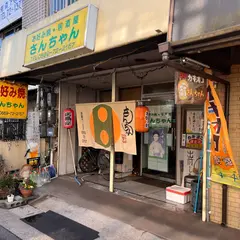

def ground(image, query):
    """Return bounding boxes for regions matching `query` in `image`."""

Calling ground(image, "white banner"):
[76,101,136,155]
[0,0,22,31]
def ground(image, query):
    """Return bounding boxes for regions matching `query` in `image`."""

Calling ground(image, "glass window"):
[49,0,78,16]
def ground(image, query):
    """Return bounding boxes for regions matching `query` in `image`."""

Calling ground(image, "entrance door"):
[142,83,176,182]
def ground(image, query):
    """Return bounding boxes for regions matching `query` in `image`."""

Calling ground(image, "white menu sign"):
[26,111,40,159]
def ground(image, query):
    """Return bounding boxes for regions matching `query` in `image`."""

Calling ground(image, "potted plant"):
[0,175,15,200]
[19,179,36,198]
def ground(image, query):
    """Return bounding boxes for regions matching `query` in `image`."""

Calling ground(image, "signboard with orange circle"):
[76,101,136,155]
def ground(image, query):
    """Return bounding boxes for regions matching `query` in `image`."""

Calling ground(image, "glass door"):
[141,83,176,181]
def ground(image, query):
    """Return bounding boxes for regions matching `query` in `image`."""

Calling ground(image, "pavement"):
[0,226,20,240]
[0,176,239,240]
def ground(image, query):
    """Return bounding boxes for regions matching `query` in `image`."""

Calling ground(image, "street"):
[0,176,239,240]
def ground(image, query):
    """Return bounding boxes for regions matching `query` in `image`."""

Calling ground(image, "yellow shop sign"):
[0,81,28,119]
[24,5,98,67]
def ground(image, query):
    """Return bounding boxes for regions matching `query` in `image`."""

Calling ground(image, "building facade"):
[0,0,239,231]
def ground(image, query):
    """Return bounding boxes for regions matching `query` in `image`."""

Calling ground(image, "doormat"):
[133,177,172,188]
[21,210,99,240]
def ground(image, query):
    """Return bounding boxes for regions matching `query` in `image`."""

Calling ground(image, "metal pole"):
[206,121,211,222]
[222,83,230,226]
[109,71,116,192]
[202,100,208,222]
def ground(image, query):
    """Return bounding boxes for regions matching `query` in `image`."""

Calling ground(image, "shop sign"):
[24,5,98,67]
[0,81,28,119]
[182,134,203,149]
[76,101,136,155]
[175,71,206,104]
[207,81,240,188]
[148,105,173,128]
[0,0,22,31]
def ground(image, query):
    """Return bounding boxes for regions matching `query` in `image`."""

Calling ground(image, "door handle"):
[171,128,176,151]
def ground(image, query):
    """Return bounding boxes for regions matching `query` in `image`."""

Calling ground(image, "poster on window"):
[148,128,168,172]
[186,110,203,133]
[175,71,206,104]
[206,81,240,188]
[148,105,173,128]
[76,101,136,155]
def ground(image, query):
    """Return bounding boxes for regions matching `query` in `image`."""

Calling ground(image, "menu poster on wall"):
[26,111,40,164]
[148,128,168,172]
[186,110,203,134]
[175,71,206,104]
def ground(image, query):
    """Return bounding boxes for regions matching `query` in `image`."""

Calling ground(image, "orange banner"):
[206,81,240,187]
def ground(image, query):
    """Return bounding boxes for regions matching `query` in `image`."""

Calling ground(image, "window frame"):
[48,0,78,16]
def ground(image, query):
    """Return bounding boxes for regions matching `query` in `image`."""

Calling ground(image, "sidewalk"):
[33,176,239,240]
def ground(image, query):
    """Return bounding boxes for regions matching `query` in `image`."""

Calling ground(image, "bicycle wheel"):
[79,153,98,173]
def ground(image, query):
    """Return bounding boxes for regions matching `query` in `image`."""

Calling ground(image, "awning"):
[170,25,240,54]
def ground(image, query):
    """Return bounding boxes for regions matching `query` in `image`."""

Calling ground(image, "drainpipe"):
[167,0,175,42]
[109,70,116,192]
[221,83,230,226]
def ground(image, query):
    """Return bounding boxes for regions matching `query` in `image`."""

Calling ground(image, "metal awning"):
[169,25,240,54]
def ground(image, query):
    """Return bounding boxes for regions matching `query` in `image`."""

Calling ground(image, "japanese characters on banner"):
[206,81,240,188]
[0,0,22,31]
[175,71,206,104]
[0,81,28,119]
[76,101,136,155]
[26,111,40,160]
[148,105,173,128]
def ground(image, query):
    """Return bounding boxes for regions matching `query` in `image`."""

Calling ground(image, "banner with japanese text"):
[24,6,88,66]
[0,81,28,119]
[0,0,22,31]
[206,81,240,188]
[175,71,206,104]
[148,105,173,128]
[76,101,136,155]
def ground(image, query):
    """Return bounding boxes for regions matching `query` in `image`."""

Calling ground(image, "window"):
[49,0,78,16]
[0,119,26,141]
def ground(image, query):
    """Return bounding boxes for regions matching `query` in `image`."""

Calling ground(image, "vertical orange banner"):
[206,81,240,188]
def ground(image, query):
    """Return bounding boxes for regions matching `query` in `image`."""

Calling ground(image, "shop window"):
[49,0,78,16]
[0,119,26,141]
[0,19,22,40]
